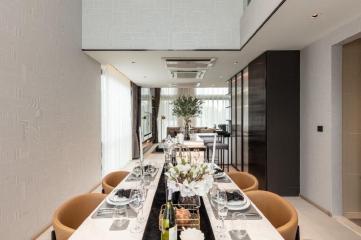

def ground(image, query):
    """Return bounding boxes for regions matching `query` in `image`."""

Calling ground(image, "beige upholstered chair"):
[52,193,106,240]
[246,190,298,240]
[228,171,259,192]
[102,171,129,194]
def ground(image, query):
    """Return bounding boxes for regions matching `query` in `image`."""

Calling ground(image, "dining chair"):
[246,190,299,240]
[228,172,259,192]
[102,171,129,194]
[52,193,106,240]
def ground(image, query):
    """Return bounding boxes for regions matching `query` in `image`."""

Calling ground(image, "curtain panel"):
[151,88,161,143]
[101,65,132,177]
[131,82,141,159]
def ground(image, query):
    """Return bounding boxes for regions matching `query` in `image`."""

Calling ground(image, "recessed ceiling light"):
[312,13,319,18]
[234,61,238,64]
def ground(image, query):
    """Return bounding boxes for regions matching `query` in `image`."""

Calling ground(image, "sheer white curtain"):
[195,88,229,128]
[158,88,178,141]
[101,65,132,177]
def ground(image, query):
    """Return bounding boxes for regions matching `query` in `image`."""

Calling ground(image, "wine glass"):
[216,190,228,239]
[129,188,145,233]
[193,148,200,164]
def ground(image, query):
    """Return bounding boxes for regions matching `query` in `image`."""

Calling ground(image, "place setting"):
[208,186,261,221]
[213,167,231,183]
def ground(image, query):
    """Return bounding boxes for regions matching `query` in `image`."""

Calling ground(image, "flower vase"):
[184,121,190,140]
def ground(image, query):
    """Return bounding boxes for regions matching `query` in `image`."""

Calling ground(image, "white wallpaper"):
[0,0,101,239]
[82,0,242,49]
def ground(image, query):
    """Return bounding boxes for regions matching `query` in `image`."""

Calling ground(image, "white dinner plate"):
[106,194,130,206]
[227,198,251,211]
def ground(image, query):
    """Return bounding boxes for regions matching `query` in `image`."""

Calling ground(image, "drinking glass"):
[216,190,228,239]
[231,213,248,239]
[112,205,128,229]
[129,188,145,233]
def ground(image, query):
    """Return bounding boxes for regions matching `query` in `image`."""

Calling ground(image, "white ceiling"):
[85,0,361,88]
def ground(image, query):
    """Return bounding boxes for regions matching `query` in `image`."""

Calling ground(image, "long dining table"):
[69,139,284,240]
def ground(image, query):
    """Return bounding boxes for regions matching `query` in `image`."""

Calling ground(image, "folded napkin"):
[115,189,131,198]
[226,191,244,202]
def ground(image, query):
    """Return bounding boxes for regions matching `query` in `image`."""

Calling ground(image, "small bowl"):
[180,228,205,240]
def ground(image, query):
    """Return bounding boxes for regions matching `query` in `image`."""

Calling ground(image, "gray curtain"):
[151,88,161,143]
[131,82,141,159]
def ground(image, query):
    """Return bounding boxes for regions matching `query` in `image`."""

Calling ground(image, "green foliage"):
[172,95,203,121]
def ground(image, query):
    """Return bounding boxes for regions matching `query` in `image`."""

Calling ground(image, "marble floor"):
[285,197,361,240]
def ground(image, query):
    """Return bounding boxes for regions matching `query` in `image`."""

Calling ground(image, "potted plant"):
[172,96,203,140]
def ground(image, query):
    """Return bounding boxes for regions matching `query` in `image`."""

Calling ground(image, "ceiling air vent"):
[163,57,216,80]
[164,58,216,70]
[165,58,215,69]
[171,70,205,79]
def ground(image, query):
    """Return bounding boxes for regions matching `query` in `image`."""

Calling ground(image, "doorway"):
[342,38,361,226]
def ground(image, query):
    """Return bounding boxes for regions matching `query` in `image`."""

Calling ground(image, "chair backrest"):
[53,193,106,240]
[102,171,129,194]
[246,190,298,240]
[166,127,181,137]
[228,172,259,192]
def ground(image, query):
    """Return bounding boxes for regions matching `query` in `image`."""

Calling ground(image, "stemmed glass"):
[193,148,200,164]
[216,190,228,239]
[129,188,146,233]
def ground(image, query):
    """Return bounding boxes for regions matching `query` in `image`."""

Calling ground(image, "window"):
[158,88,178,141]
[195,88,229,128]
[141,88,152,140]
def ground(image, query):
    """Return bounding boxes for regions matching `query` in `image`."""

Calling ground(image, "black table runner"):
[142,166,215,240]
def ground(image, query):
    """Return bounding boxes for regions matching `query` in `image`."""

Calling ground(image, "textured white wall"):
[82,0,242,49]
[300,15,361,215]
[0,1,101,239]
[239,0,283,48]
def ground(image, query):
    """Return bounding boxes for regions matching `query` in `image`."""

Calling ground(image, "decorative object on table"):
[172,95,203,140]
[165,158,214,197]
[229,230,251,240]
[180,228,205,240]
[110,206,129,231]
[161,189,177,240]
[159,204,200,231]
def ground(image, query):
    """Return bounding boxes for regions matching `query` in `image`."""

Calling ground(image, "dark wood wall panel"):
[247,51,300,196]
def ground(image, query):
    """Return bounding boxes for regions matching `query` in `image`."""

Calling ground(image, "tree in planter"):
[172,95,203,140]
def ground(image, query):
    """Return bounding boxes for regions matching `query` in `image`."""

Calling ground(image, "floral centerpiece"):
[165,158,214,197]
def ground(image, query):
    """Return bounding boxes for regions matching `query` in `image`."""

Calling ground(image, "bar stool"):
[206,142,229,171]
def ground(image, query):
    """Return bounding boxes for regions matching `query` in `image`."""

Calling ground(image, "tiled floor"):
[285,197,361,240]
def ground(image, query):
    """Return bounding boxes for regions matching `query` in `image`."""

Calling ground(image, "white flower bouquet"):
[165,158,214,197]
